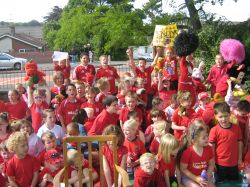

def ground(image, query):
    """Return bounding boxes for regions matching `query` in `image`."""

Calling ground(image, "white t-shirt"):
[37,124,65,142]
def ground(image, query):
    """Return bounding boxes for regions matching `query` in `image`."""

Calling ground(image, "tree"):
[43,6,63,22]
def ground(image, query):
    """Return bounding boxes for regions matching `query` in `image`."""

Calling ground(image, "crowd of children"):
[0,46,249,187]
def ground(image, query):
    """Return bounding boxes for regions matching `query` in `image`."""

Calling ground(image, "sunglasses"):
[34,96,42,99]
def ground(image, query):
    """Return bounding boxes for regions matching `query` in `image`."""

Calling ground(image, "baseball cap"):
[198,92,209,100]
[44,149,63,164]
[162,75,171,81]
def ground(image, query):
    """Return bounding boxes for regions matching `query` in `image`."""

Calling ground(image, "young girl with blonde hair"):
[157,133,181,187]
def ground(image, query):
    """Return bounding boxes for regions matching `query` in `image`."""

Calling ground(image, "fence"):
[0,63,130,91]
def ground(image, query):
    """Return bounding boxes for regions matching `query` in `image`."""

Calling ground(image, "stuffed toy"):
[174,30,199,106]
[154,57,165,73]
[24,60,45,87]
[192,68,206,94]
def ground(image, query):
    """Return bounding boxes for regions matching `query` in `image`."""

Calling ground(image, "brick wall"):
[8,51,54,64]
[12,39,40,52]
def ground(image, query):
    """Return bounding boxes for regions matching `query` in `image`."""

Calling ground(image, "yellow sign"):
[152,24,178,47]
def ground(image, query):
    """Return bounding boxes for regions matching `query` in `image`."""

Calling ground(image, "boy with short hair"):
[72,52,95,83]
[39,149,63,187]
[134,153,164,187]
[95,55,120,95]
[88,95,119,135]
[6,132,40,187]
[209,102,242,183]
[58,84,81,129]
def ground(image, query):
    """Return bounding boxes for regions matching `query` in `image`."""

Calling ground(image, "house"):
[0,26,44,53]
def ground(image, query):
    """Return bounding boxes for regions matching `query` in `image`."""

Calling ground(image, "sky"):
[0,0,249,23]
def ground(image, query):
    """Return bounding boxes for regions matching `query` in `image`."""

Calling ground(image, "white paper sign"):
[52,51,68,61]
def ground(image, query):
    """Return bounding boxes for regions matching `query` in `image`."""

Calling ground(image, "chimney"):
[10,26,15,35]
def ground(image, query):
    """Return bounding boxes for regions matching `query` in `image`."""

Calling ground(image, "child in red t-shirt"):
[0,113,11,144]
[15,83,28,104]
[65,149,98,186]
[58,84,81,129]
[150,120,169,155]
[99,125,127,187]
[134,153,165,187]
[206,54,236,96]
[75,81,87,104]
[158,73,177,109]
[232,100,250,156]
[117,80,131,107]
[145,109,164,145]
[72,52,95,83]
[95,78,111,105]
[172,91,195,140]
[39,149,63,187]
[0,141,13,186]
[37,131,62,166]
[96,55,120,95]
[157,133,180,187]
[53,55,71,79]
[27,85,50,133]
[6,132,40,187]
[181,120,214,187]
[5,89,29,121]
[135,77,148,108]
[195,92,210,116]
[123,119,146,176]
[209,102,242,182]
[81,87,102,133]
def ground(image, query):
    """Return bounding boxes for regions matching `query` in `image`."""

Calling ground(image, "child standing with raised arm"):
[96,55,120,95]
[6,132,40,187]
[180,120,215,187]
[209,102,242,183]
[206,54,236,96]
[27,84,50,133]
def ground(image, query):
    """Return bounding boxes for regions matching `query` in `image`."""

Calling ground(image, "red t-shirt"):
[58,98,81,126]
[149,137,160,155]
[88,110,119,136]
[96,66,120,94]
[39,167,62,187]
[36,146,62,166]
[181,145,213,176]
[119,107,143,127]
[54,64,71,78]
[72,64,95,82]
[135,66,153,91]
[163,57,178,81]
[81,101,103,118]
[216,74,229,97]
[117,93,126,107]
[158,89,177,109]
[6,154,40,187]
[172,108,195,140]
[0,100,5,113]
[233,111,249,146]
[192,78,206,94]
[178,57,193,85]
[30,102,49,133]
[103,144,127,182]
[95,92,110,105]
[157,155,176,177]
[5,100,28,121]
[124,137,146,162]
[146,111,167,128]
[134,167,165,187]
[209,123,242,166]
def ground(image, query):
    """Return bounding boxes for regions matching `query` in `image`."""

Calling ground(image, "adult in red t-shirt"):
[72,52,95,83]
[96,55,120,95]
[88,96,119,136]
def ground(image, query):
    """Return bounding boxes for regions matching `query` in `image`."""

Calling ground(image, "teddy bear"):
[153,57,165,73]
[24,59,46,87]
